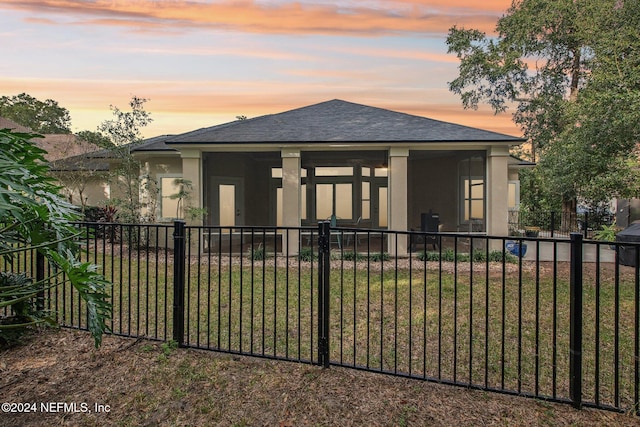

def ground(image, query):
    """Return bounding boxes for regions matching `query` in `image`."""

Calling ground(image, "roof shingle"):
[166,99,524,145]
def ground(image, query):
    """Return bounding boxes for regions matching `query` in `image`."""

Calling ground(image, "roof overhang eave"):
[165,139,523,152]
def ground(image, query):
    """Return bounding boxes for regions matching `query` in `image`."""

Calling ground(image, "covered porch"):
[177,146,512,255]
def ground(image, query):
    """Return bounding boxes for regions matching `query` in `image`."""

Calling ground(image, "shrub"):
[339,251,367,261]
[369,252,390,262]
[248,245,267,261]
[416,248,517,264]
[298,247,317,262]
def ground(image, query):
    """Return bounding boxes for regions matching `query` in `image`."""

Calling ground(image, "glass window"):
[161,177,182,219]
[315,166,353,176]
[378,187,388,227]
[362,167,370,177]
[335,183,352,219]
[508,181,520,210]
[316,183,333,219]
[316,182,352,220]
[361,181,370,220]
[375,167,388,177]
[301,184,307,220]
[462,178,484,221]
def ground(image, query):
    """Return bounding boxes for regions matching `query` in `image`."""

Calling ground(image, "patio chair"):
[421,211,440,250]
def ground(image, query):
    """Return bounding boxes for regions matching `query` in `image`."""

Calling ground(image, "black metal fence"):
[509,209,614,238]
[4,221,640,415]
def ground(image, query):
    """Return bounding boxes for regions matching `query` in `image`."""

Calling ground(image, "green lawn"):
[43,241,640,412]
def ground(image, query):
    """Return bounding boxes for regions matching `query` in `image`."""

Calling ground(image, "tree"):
[0,93,72,134]
[446,0,640,211]
[97,96,153,223]
[168,178,207,222]
[75,130,113,149]
[0,129,111,347]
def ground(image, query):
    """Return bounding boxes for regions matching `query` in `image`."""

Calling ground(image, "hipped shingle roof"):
[166,99,524,145]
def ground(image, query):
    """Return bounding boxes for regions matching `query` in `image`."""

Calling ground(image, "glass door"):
[211,177,244,226]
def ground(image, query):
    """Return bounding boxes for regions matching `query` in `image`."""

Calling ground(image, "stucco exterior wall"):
[146,156,182,176]
[57,174,110,208]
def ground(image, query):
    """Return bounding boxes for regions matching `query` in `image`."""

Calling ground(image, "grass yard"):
[37,238,640,414]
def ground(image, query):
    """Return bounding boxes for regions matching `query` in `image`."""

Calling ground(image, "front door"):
[211,177,244,226]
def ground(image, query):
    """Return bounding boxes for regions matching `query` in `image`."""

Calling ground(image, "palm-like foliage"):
[0,128,111,347]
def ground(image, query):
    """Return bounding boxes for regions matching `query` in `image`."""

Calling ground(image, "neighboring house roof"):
[165,99,525,145]
[51,135,177,171]
[49,154,109,172]
[0,117,32,133]
[1,117,104,162]
[38,134,103,162]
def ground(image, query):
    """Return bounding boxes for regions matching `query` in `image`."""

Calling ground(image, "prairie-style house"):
[53,100,526,253]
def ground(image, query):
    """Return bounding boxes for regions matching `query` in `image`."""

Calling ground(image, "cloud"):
[2,0,507,36]
[0,74,521,137]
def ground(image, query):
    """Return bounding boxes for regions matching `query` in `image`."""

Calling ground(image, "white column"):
[180,149,203,226]
[388,147,409,256]
[487,146,510,237]
[281,148,301,255]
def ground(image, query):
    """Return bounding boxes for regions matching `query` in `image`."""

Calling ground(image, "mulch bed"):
[1,328,637,426]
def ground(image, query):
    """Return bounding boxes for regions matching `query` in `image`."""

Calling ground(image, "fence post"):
[172,220,186,347]
[317,221,331,368]
[570,232,583,409]
[550,212,556,238]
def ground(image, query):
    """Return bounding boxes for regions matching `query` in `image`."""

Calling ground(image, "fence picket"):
[23,221,640,415]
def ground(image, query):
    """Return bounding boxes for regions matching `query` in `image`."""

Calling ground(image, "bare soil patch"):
[1,329,637,426]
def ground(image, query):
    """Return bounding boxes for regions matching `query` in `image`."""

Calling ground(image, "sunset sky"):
[0,0,521,138]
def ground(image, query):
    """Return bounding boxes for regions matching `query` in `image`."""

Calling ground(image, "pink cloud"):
[2,0,509,36]
[0,75,521,137]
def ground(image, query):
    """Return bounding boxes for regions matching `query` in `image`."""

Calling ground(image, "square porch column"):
[487,146,510,238]
[281,148,301,256]
[180,149,203,226]
[389,147,409,256]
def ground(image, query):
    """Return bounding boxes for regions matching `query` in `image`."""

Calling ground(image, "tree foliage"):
[75,130,113,149]
[447,0,640,208]
[0,129,111,347]
[0,93,72,134]
[97,96,153,223]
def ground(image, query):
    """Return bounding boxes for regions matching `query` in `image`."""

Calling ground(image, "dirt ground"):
[1,329,638,427]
